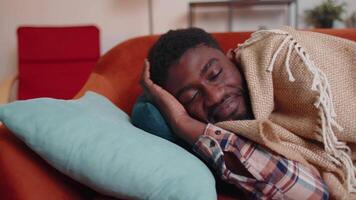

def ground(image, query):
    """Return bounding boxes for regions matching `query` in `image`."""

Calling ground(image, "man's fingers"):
[141,59,177,106]
[144,59,150,80]
[140,59,151,88]
[143,59,154,87]
[141,59,158,99]
[140,59,149,83]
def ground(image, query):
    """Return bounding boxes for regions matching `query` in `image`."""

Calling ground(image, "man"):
[141,28,329,199]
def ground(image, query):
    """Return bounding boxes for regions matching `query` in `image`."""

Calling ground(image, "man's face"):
[164,44,252,123]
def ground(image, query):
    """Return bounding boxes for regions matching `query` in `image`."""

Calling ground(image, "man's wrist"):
[173,116,207,146]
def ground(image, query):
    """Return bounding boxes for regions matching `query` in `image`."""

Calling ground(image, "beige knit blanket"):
[216,27,356,200]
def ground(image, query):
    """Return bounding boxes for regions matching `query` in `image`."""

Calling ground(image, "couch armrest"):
[0,74,18,105]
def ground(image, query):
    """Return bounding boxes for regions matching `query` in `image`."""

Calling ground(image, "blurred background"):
[0,0,355,84]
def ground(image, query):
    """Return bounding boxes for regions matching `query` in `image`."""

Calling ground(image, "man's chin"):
[210,114,235,123]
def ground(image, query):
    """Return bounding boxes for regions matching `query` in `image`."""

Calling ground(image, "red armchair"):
[0,25,100,103]
[1,28,356,200]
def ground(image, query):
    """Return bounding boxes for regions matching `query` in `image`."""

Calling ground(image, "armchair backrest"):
[17,26,100,100]
[75,28,356,114]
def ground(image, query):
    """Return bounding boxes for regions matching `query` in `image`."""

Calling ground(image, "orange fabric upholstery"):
[1,28,356,200]
[0,126,94,200]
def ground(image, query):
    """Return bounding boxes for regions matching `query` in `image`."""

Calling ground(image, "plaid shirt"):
[193,124,329,200]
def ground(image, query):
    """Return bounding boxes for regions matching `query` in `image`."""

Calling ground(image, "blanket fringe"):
[238,29,356,193]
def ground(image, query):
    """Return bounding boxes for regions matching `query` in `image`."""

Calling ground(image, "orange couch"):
[1,28,356,200]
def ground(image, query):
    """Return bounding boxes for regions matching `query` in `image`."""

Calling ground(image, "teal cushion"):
[131,94,178,142]
[0,91,216,200]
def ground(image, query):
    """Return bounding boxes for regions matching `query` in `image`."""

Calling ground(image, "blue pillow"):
[131,94,178,142]
[0,91,216,200]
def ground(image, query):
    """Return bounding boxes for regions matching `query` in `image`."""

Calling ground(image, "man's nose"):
[204,84,224,107]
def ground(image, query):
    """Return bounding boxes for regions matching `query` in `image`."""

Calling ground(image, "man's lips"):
[210,95,240,122]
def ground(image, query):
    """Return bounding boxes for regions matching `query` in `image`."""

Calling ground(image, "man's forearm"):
[172,116,206,146]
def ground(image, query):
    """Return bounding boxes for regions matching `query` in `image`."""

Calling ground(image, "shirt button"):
[215,130,221,135]
[210,140,215,147]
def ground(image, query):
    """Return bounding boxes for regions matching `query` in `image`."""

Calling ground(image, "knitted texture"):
[217,27,356,200]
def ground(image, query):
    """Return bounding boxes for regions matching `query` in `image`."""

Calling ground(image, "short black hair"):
[148,27,222,86]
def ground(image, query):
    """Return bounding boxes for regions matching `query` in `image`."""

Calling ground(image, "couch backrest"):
[76,28,356,114]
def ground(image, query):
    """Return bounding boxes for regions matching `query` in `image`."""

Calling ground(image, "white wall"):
[0,0,355,83]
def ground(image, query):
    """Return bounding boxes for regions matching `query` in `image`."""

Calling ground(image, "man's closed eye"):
[181,90,199,105]
[208,68,223,82]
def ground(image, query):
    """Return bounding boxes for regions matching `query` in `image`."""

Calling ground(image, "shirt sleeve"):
[193,124,329,200]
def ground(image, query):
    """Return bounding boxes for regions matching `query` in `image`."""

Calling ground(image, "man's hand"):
[140,60,206,145]
[140,59,188,127]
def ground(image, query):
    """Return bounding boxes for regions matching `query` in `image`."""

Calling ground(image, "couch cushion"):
[0,91,216,200]
[131,94,177,142]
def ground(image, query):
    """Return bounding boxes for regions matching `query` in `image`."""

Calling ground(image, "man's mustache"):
[207,91,244,123]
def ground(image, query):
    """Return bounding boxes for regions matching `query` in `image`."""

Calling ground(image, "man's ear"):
[226,48,235,60]
[226,48,241,66]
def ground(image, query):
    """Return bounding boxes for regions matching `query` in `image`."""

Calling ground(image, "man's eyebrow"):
[200,58,217,77]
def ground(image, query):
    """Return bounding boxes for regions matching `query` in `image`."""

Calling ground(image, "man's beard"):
[233,90,254,121]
